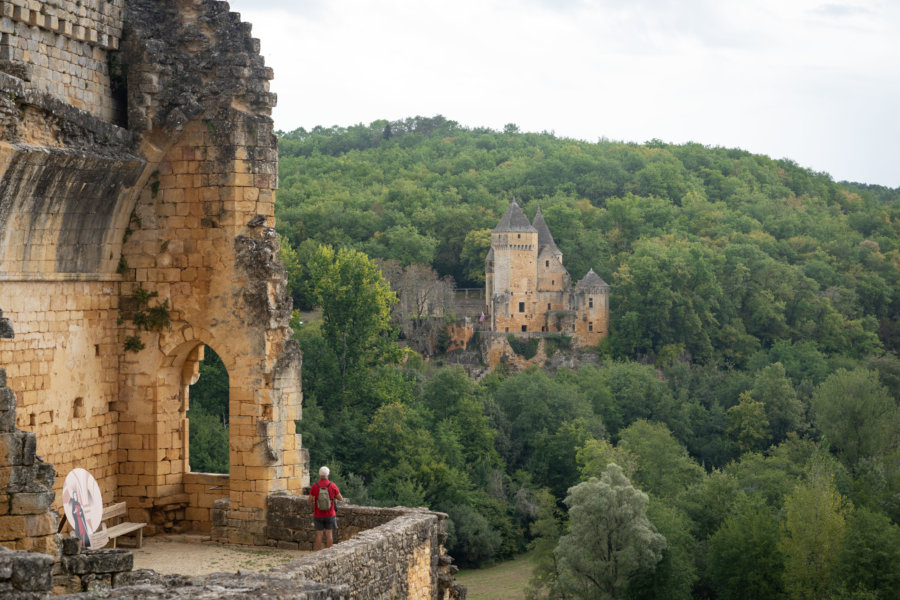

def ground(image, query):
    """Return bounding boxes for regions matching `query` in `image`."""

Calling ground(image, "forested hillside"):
[195,116,900,600]
[277,116,900,364]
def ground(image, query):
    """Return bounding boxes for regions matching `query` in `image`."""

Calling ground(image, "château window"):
[517,233,521,239]
[522,325,527,332]
[545,260,549,267]
[547,303,551,310]
[505,327,509,332]
[589,297,594,308]
[552,280,555,285]
[589,322,594,332]
[519,302,525,312]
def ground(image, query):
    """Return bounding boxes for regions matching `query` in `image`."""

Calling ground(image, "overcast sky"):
[226,0,900,188]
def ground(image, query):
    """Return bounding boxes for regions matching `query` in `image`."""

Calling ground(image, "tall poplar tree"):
[779,460,849,600]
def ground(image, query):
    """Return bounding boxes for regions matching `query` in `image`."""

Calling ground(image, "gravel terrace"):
[129,535,310,576]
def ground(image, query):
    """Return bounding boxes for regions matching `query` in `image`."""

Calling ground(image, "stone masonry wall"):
[182,472,227,533]
[0,364,59,556]
[112,0,305,543]
[0,282,120,506]
[0,0,125,122]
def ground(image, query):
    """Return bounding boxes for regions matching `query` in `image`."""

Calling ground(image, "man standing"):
[308,466,345,550]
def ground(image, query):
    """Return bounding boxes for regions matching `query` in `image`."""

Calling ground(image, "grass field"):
[455,552,537,600]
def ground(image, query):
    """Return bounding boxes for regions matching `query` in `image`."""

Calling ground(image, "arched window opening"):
[187,345,229,474]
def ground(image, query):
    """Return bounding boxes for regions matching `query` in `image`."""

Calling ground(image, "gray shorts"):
[314,516,337,531]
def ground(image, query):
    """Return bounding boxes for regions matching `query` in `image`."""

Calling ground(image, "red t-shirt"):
[311,479,339,518]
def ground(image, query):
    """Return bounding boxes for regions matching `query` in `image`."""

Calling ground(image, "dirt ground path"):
[130,535,310,576]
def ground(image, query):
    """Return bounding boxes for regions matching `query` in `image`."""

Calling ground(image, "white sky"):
[226,0,900,188]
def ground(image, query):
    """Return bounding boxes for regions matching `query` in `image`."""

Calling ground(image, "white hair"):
[318,466,330,479]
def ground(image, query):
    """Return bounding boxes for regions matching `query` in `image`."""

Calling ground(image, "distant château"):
[486,201,609,346]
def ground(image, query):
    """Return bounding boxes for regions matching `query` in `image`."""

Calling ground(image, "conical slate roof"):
[493,201,537,233]
[532,207,561,256]
[576,268,610,290]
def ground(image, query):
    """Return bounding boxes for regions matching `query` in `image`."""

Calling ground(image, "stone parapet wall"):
[266,496,464,600]
[0,0,125,121]
[266,494,420,549]
[1,0,124,46]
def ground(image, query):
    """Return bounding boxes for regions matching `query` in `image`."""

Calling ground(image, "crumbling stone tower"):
[486,201,609,345]
[0,0,306,549]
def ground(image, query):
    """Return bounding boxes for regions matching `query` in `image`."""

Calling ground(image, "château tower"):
[486,202,609,345]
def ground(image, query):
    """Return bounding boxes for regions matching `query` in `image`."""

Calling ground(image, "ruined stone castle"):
[486,201,609,346]
[0,1,459,597]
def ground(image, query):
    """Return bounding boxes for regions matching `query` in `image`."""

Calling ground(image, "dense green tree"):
[188,410,229,474]
[555,464,666,600]
[726,392,770,454]
[677,470,741,539]
[419,368,501,474]
[617,420,705,501]
[577,438,638,480]
[628,500,696,600]
[706,496,784,600]
[837,507,900,599]
[725,436,818,507]
[186,346,229,473]
[445,503,503,566]
[309,245,399,391]
[571,362,678,438]
[780,460,849,600]
[811,369,898,469]
[492,368,597,473]
[526,487,567,600]
[612,239,722,363]
[459,228,492,285]
[187,346,229,423]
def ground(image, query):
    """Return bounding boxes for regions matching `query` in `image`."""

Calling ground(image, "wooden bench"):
[98,501,147,549]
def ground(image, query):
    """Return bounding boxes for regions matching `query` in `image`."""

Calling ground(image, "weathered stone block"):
[0,387,15,411]
[2,463,55,494]
[62,548,132,575]
[83,571,112,592]
[0,515,26,539]
[61,536,80,556]
[21,431,35,466]
[24,513,57,538]
[2,550,53,591]
[0,432,24,466]
[0,410,14,433]
[10,492,53,515]
[23,533,58,556]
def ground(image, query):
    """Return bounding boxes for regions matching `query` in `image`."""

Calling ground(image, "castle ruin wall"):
[0,0,306,550]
